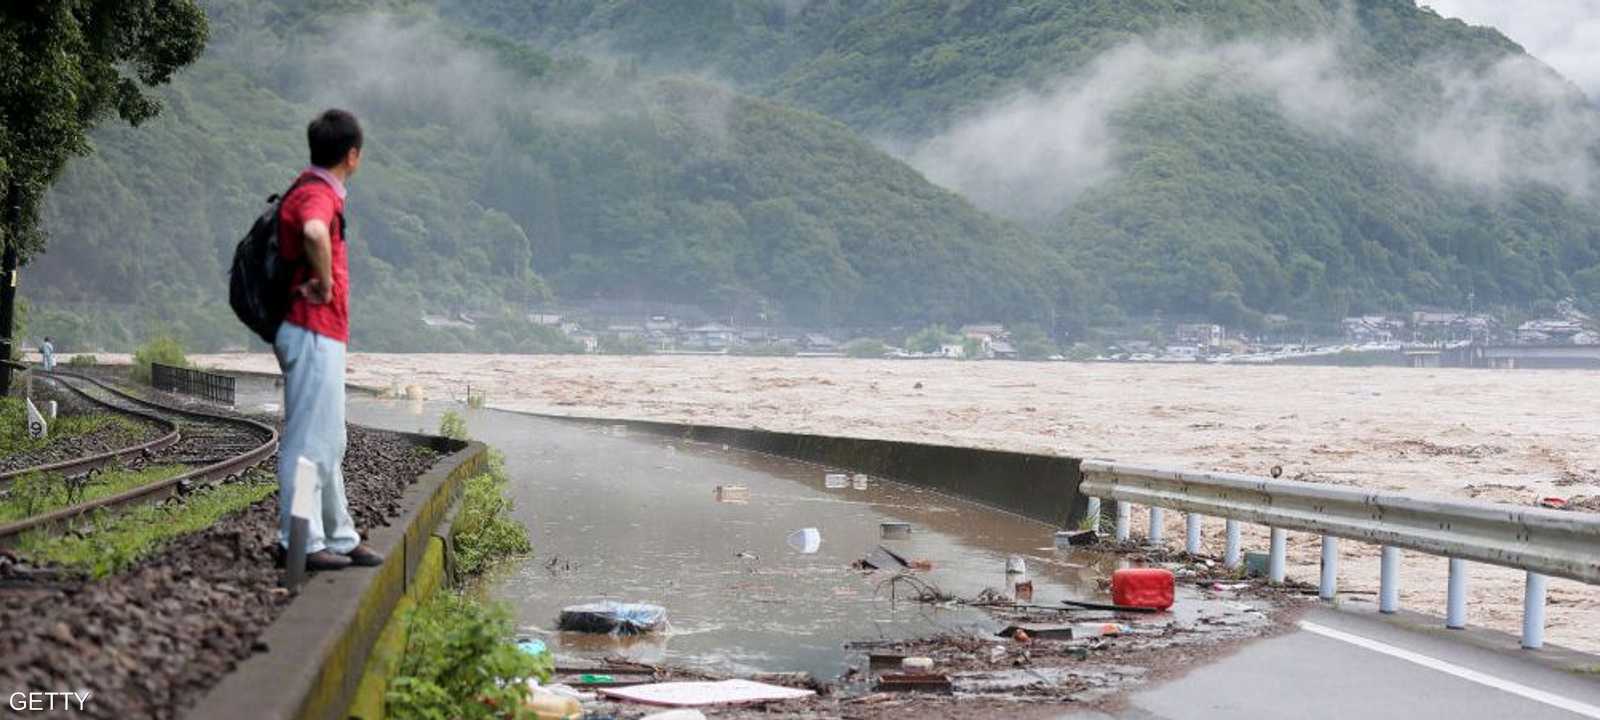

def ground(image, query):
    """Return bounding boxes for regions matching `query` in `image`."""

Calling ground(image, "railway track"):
[0,371,278,543]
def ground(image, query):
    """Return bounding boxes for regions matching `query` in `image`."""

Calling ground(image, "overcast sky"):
[1425,0,1600,99]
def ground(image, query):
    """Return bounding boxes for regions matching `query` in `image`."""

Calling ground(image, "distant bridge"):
[1405,344,1600,369]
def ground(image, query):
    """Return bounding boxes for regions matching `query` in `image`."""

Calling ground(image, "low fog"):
[908,29,1600,225]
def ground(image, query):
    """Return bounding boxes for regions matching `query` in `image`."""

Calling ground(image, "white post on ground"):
[1185,513,1202,555]
[1114,501,1130,542]
[1085,497,1102,533]
[1223,519,1241,568]
[1446,558,1468,629]
[1268,528,1287,584]
[285,457,320,590]
[1319,535,1338,600]
[1523,572,1548,650]
[1148,506,1164,545]
[1380,546,1401,614]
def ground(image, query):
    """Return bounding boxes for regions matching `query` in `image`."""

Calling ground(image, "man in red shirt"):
[274,109,381,571]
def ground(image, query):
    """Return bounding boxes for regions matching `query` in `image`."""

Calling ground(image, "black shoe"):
[306,550,352,571]
[347,544,384,567]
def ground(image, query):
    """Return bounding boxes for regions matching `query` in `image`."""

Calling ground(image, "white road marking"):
[1299,620,1600,719]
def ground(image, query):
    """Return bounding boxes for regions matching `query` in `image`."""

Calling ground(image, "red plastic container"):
[1111,568,1174,610]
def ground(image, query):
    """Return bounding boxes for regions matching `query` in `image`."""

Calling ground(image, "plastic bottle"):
[524,687,582,719]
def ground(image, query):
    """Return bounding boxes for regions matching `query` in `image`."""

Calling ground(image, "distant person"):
[39,337,54,372]
[273,109,380,571]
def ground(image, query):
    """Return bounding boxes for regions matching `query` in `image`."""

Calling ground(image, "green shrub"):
[438,410,469,441]
[132,335,188,384]
[67,354,98,367]
[385,593,552,720]
[844,338,888,359]
[453,450,531,576]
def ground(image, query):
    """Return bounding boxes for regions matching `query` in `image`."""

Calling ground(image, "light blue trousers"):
[274,322,359,554]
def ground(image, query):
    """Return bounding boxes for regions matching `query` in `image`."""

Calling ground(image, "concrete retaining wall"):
[186,435,486,720]
[515,412,1090,528]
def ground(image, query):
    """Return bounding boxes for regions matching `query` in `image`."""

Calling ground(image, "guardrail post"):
[1148,506,1164,545]
[1268,528,1286,584]
[1185,513,1202,555]
[1223,519,1241,568]
[1523,572,1547,650]
[1380,546,1400,613]
[1084,497,1101,533]
[1114,501,1130,542]
[1319,535,1338,600]
[1446,558,1467,629]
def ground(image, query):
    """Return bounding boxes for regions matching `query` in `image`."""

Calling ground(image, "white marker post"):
[25,398,47,440]
[284,457,319,589]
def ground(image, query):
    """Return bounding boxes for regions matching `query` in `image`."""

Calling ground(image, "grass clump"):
[16,472,276,578]
[385,593,552,720]
[132,335,189,384]
[67,354,98,367]
[0,464,188,523]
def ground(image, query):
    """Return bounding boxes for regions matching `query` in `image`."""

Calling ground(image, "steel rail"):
[0,371,278,543]
[0,374,181,485]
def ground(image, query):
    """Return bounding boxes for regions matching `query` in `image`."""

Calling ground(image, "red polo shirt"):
[277,169,350,343]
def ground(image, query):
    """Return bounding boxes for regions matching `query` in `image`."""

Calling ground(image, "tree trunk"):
[0,182,19,395]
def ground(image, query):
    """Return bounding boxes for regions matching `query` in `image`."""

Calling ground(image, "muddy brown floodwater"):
[349,398,1163,678]
[207,354,1600,653]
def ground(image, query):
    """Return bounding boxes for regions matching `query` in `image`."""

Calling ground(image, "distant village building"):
[528,313,563,326]
[607,324,645,340]
[422,313,476,330]
[1341,316,1405,343]
[1174,323,1225,348]
[571,333,600,353]
[1516,319,1587,345]
[802,334,838,352]
[684,323,736,351]
[938,343,965,359]
[989,340,1018,360]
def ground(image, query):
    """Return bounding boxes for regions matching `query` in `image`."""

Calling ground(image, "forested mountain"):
[25,0,1600,350]
[446,0,1600,327]
[28,0,1067,351]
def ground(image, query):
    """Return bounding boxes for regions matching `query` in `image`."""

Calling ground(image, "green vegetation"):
[15,471,276,578]
[19,0,1600,347]
[0,1,208,263]
[0,464,188,523]
[844,338,888,359]
[437,413,531,576]
[905,324,958,354]
[0,398,142,456]
[385,593,551,720]
[452,450,532,576]
[438,410,469,442]
[28,0,1064,353]
[66,354,97,367]
[447,0,1600,325]
[131,335,189,384]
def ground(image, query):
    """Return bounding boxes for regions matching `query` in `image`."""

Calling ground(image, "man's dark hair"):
[308,109,363,168]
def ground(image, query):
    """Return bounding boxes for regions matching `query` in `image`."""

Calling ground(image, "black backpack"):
[228,178,342,344]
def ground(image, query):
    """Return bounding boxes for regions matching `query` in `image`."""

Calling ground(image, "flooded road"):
[347,399,1160,679]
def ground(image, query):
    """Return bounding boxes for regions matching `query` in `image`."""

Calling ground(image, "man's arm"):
[300,219,334,304]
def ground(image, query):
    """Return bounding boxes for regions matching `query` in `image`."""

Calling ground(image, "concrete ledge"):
[186,436,486,720]
[505,410,1088,528]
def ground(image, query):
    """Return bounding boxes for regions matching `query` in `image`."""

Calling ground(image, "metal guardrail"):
[151,363,236,406]
[1078,459,1600,650]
